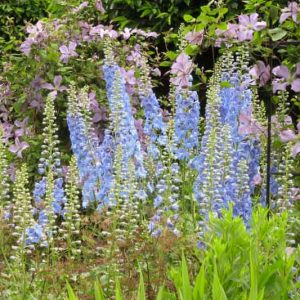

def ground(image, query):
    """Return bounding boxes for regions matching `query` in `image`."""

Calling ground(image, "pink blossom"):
[59,42,78,63]
[185,30,204,45]
[238,108,266,136]
[29,93,44,111]
[170,53,193,88]
[215,23,238,47]
[292,142,300,157]
[279,2,300,24]
[127,44,142,66]
[14,117,30,137]
[9,138,29,158]
[272,63,300,93]
[252,173,262,185]
[88,92,107,123]
[280,129,297,142]
[72,1,89,13]
[95,0,105,13]
[237,13,266,41]
[20,38,35,56]
[249,61,270,86]
[42,75,67,98]
[121,28,132,40]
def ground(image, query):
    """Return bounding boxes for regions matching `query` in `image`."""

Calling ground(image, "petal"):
[272,80,288,93]
[295,63,300,75]
[279,129,297,142]
[59,45,68,54]
[238,15,250,26]
[41,83,54,90]
[53,75,62,88]
[292,142,300,157]
[272,65,290,79]
[279,12,291,24]
[291,78,300,92]
[249,13,258,24]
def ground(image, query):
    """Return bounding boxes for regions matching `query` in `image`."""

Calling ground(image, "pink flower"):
[20,38,35,56]
[95,0,105,13]
[9,138,29,158]
[185,30,204,45]
[237,13,266,41]
[215,23,238,47]
[238,108,266,136]
[292,142,300,157]
[170,53,193,88]
[121,28,132,40]
[42,75,67,98]
[59,42,78,63]
[72,1,89,13]
[279,121,300,157]
[279,129,297,142]
[29,93,44,112]
[272,64,300,93]
[14,117,30,137]
[252,173,262,186]
[249,61,270,86]
[88,92,107,123]
[279,2,300,24]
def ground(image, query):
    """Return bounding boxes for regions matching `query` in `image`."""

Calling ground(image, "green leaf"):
[66,281,78,300]
[160,61,172,67]
[156,286,164,300]
[268,28,287,41]
[249,243,258,300]
[193,263,206,300]
[115,278,123,300]
[212,259,227,300]
[94,278,105,300]
[183,14,195,23]
[137,269,146,300]
[181,253,192,300]
[220,81,233,88]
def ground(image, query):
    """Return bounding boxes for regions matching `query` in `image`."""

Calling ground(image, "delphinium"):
[59,156,81,259]
[67,85,112,209]
[193,60,223,241]
[9,164,38,262]
[273,91,296,245]
[33,93,66,250]
[0,125,11,219]
[194,48,263,244]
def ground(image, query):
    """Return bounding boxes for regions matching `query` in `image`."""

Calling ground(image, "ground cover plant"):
[0,0,299,299]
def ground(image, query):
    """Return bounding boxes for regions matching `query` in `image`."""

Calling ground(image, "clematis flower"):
[238,109,266,136]
[95,0,105,13]
[29,93,44,111]
[42,75,67,98]
[88,92,107,123]
[279,2,300,24]
[237,13,266,41]
[249,61,271,86]
[9,138,29,158]
[170,53,193,88]
[215,23,238,47]
[20,38,35,56]
[14,117,30,137]
[272,64,300,93]
[59,41,78,63]
[185,30,204,45]
[279,122,300,157]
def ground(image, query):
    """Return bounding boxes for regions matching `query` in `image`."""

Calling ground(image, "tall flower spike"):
[10,164,40,260]
[60,156,81,258]
[0,125,11,219]
[33,93,66,218]
[103,55,146,179]
[67,85,101,208]
[139,54,167,159]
